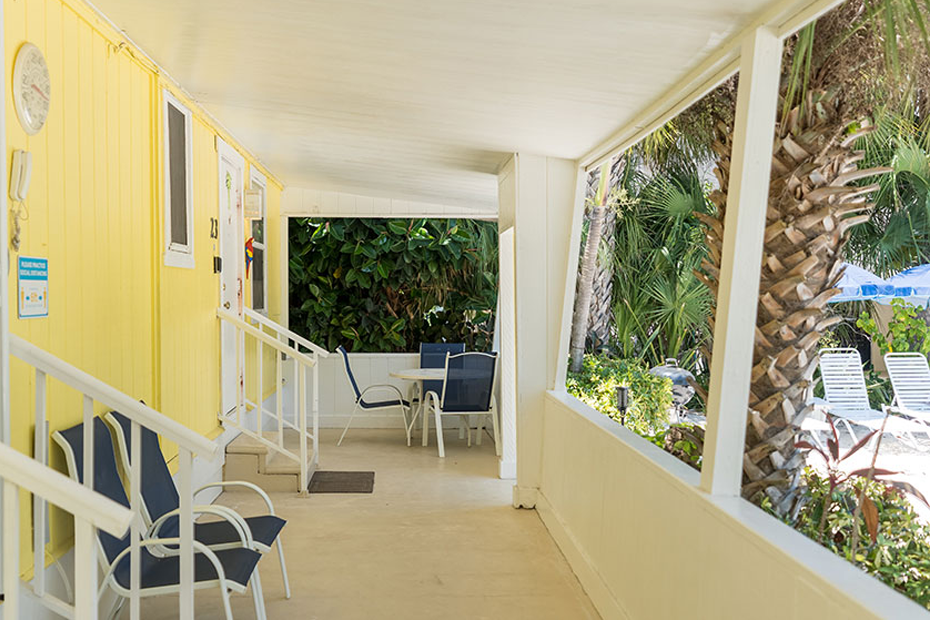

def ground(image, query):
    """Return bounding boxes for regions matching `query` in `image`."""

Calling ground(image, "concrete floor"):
[139,428,599,620]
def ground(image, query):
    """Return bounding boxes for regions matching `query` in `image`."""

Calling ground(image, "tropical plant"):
[565,354,673,436]
[570,161,616,372]
[858,299,930,356]
[611,156,714,371]
[289,217,498,352]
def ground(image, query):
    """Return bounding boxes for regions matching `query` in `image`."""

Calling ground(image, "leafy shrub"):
[857,298,930,357]
[289,218,498,352]
[793,471,930,609]
[644,424,703,470]
[566,354,673,436]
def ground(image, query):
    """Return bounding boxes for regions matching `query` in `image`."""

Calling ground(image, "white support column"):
[501,154,579,507]
[178,448,195,619]
[700,26,782,497]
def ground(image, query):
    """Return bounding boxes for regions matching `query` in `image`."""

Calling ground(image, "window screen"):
[167,102,188,247]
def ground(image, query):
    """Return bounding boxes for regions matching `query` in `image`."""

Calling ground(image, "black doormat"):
[307,471,375,494]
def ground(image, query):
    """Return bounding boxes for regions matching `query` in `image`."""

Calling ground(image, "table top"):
[390,367,445,381]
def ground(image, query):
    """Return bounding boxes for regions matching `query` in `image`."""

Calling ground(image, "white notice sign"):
[18,256,48,319]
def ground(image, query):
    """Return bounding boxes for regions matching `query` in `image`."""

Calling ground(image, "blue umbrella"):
[828,262,895,303]
[886,264,930,306]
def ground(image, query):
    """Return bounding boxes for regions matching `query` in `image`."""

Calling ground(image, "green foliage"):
[644,424,703,470]
[794,471,930,609]
[289,218,498,352]
[857,299,930,356]
[565,354,673,436]
[608,155,713,372]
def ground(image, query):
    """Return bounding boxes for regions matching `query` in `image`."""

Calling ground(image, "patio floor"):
[139,428,599,619]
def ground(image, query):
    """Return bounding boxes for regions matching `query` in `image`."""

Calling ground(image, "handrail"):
[243,307,329,358]
[10,334,218,460]
[217,308,316,366]
[0,442,132,537]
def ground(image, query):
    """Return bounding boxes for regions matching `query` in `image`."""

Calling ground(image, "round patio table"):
[390,368,446,445]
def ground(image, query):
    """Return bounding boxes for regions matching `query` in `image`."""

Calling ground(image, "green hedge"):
[289,217,498,352]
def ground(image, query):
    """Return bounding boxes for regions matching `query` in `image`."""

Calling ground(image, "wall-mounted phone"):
[9,149,32,251]
[10,149,32,202]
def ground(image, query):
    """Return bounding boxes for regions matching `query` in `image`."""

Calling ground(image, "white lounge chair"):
[885,352,930,425]
[817,348,930,450]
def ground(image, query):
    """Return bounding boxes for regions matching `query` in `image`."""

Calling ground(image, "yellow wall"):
[6,0,283,575]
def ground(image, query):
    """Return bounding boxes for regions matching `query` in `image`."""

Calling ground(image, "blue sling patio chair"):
[103,411,290,599]
[336,345,413,446]
[413,343,465,443]
[422,352,500,458]
[52,417,266,620]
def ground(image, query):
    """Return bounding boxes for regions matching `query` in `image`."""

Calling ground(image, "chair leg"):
[336,402,361,446]
[402,405,412,447]
[276,536,291,599]
[476,415,483,446]
[422,401,430,447]
[220,583,235,620]
[106,596,125,620]
[250,569,267,620]
[435,409,445,458]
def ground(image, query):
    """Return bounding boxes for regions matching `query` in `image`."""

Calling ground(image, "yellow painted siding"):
[6,0,284,576]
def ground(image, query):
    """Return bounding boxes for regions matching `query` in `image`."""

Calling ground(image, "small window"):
[163,91,194,268]
[250,170,267,312]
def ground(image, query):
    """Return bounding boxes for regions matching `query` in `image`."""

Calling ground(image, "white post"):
[82,396,94,487]
[129,420,142,619]
[72,516,98,620]
[257,334,264,438]
[700,26,782,497]
[2,480,19,618]
[298,365,308,493]
[33,370,47,596]
[291,358,298,437]
[178,448,195,619]
[0,0,10,593]
[276,351,283,448]
[311,357,319,467]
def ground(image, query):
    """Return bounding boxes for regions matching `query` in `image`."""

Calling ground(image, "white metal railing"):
[10,334,219,620]
[217,308,326,492]
[0,441,133,620]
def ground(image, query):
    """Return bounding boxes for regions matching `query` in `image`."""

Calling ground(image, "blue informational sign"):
[18,256,48,319]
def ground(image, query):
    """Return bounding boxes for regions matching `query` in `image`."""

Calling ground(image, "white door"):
[218,138,245,416]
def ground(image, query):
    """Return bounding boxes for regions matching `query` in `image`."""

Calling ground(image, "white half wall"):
[540,392,927,619]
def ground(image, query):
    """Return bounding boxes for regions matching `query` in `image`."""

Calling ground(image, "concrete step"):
[224,431,316,494]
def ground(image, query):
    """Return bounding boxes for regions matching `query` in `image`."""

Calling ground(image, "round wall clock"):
[13,43,51,135]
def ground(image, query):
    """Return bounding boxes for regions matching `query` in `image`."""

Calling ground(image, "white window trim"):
[163,90,195,269]
[249,168,268,314]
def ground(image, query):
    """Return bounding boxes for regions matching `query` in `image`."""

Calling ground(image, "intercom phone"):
[10,149,32,202]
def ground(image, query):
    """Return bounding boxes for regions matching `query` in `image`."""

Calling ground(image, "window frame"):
[249,168,268,313]
[162,90,195,269]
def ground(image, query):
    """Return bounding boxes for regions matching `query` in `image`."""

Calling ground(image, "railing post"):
[276,351,283,448]
[299,365,308,493]
[2,480,19,619]
[178,448,195,619]
[129,420,142,620]
[82,395,94,488]
[312,356,319,467]
[33,369,47,596]
[292,358,299,434]
[257,330,264,438]
[73,516,98,620]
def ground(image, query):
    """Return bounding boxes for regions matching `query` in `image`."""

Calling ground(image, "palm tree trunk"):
[570,204,606,372]
[698,91,889,515]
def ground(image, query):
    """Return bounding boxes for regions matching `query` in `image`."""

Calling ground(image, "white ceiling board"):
[90,0,772,209]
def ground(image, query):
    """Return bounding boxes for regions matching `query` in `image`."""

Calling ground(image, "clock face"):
[13,43,50,136]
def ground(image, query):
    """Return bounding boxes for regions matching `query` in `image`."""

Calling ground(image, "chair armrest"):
[195,481,276,515]
[147,506,253,550]
[101,538,229,595]
[358,384,407,406]
[423,390,441,412]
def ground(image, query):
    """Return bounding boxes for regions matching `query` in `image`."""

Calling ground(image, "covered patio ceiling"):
[91,0,774,210]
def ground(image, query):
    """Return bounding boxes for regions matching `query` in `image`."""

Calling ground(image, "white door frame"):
[217,137,245,416]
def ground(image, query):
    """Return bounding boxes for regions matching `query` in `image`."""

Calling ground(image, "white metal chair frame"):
[884,352,930,425]
[422,352,501,458]
[336,346,414,446]
[104,412,292,599]
[52,429,268,620]
[817,347,929,450]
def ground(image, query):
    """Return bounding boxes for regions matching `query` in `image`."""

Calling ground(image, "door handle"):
[224,301,231,309]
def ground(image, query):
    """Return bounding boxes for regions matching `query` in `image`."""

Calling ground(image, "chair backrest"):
[885,352,930,417]
[52,418,131,565]
[440,352,498,412]
[106,410,180,524]
[420,342,465,395]
[337,345,362,401]
[819,348,871,411]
